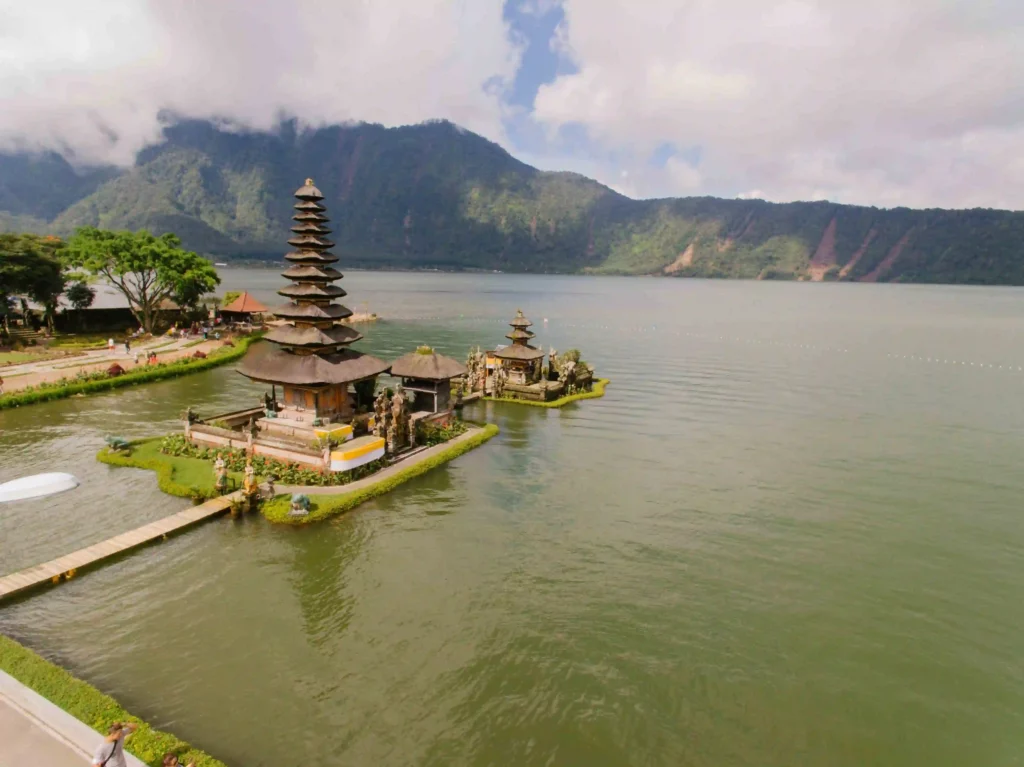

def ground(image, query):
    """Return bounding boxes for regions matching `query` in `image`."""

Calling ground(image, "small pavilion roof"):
[494,344,544,361]
[389,349,468,380]
[221,292,269,314]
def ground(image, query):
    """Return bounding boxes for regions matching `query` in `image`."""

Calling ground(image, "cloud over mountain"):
[1,0,1023,208]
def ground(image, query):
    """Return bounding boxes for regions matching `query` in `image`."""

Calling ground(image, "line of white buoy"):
[384,316,1022,373]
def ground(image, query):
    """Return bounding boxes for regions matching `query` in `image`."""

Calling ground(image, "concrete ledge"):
[0,669,146,766]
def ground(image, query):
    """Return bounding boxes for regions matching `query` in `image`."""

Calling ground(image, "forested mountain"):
[2,118,1023,283]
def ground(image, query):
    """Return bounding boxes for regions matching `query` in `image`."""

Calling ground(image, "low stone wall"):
[187,424,325,469]
[202,406,264,429]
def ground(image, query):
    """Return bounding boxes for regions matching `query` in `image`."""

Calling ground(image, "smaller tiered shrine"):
[461,309,596,403]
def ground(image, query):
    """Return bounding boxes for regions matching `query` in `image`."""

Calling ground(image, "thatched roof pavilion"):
[220,291,268,320]
[389,347,467,414]
[390,349,467,380]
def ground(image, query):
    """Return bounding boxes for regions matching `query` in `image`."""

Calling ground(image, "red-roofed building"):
[220,292,268,322]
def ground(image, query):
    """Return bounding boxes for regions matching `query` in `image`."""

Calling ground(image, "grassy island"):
[483,378,609,408]
[0,334,262,410]
[261,423,499,524]
[0,633,225,767]
[97,423,500,522]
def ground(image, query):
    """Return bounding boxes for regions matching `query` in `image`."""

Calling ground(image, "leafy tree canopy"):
[64,227,220,331]
[65,281,96,311]
[0,233,65,331]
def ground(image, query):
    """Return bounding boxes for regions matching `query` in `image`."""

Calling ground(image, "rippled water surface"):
[2,272,1024,766]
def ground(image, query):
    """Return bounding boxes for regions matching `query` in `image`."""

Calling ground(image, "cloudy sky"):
[1,0,1022,209]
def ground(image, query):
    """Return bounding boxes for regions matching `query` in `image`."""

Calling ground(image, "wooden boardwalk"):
[0,493,239,602]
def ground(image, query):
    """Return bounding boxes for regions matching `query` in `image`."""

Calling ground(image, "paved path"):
[0,669,146,767]
[0,334,223,394]
[0,493,239,601]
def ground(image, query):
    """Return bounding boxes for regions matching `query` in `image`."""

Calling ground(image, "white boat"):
[0,473,80,503]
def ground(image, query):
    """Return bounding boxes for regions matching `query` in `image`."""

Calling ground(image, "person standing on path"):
[92,721,138,767]
[107,337,115,352]
[124,338,131,354]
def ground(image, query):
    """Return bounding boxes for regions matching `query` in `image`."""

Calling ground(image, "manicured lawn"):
[98,438,246,499]
[0,351,39,365]
[0,349,75,366]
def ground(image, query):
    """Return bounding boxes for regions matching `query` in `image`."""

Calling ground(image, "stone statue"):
[214,455,227,494]
[263,475,276,499]
[322,440,331,470]
[386,420,398,454]
[391,385,408,448]
[493,364,508,398]
[475,349,486,391]
[246,416,260,450]
[243,458,257,497]
[465,347,486,392]
[288,493,310,517]
[373,389,389,438]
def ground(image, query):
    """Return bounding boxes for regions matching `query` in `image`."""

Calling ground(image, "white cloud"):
[534,0,1024,208]
[2,0,1023,209]
[0,0,521,165]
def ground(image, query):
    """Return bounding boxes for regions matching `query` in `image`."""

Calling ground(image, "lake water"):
[2,271,1024,766]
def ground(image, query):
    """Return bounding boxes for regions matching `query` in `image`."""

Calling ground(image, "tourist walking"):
[107,337,115,352]
[92,721,138,767]
[124,338,131,354]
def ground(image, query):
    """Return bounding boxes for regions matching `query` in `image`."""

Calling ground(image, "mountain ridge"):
[2,118,1023,284]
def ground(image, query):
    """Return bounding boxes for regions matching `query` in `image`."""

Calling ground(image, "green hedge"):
[483,378,609,408]
[261,423,500,525]
[0,634,227,767]
[0,335,262,410]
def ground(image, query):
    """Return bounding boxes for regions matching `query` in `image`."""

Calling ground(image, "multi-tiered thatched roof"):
[238,179,388,385]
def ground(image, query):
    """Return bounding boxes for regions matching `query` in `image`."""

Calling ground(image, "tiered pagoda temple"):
[493,309,544,385]
[237,178,389,427]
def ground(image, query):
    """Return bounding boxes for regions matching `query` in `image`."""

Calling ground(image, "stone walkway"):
[0,669,146,767]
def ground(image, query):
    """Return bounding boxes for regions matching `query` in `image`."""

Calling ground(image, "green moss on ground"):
[262,423,500,525]
[97,438,243,501]
[0,634,226,767]
[483,378,609,408]
[0,334,261,410]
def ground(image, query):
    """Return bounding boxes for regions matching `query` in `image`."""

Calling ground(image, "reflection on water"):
[2,272,1024,766]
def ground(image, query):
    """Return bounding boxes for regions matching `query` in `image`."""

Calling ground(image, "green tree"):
[64,227,220,332]
[0,233,65,334]
[65,281,95,310]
